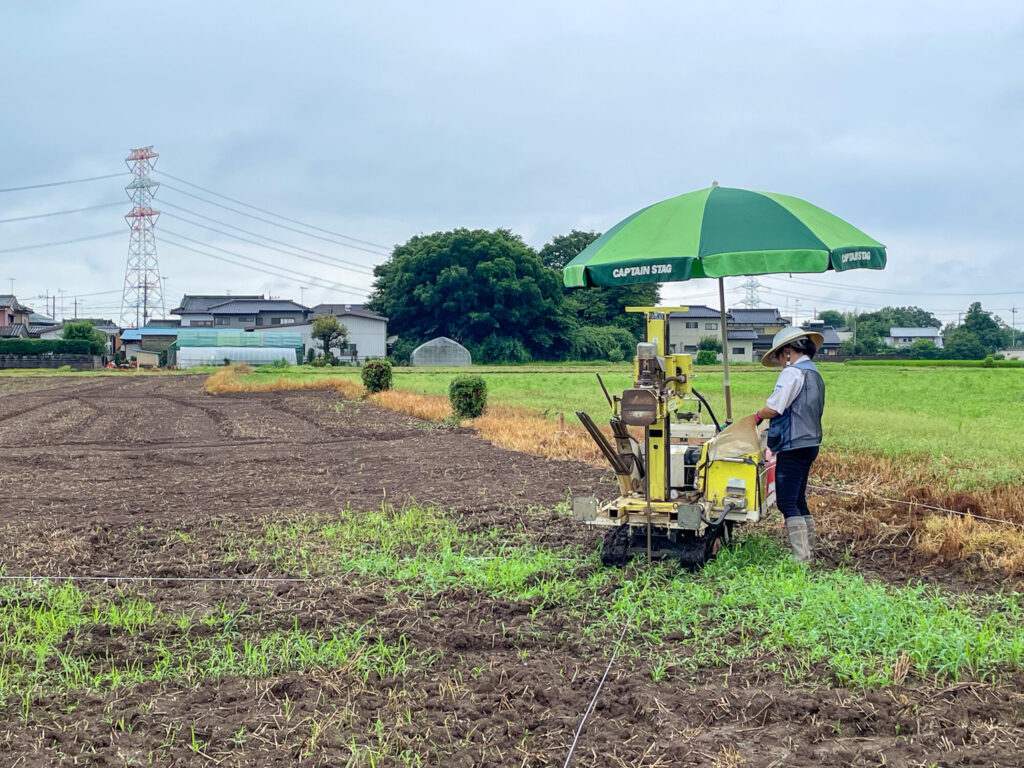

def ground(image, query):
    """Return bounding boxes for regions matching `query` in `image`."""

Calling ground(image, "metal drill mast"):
[120,146,165,327]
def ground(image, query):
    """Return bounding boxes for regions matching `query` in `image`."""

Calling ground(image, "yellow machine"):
[574,307,771,568]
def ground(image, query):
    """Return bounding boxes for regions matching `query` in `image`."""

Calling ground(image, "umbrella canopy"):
[563,185,885,288]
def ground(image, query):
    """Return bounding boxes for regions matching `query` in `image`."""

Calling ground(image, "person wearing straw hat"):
[754,326,826,563]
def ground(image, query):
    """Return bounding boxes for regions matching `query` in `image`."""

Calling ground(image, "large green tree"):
[852,306,942,342]
[367,228,566,361]
[817,310,845,328]
[62,321,107,355]
[540,229,660,338]
[960,302,1003,353]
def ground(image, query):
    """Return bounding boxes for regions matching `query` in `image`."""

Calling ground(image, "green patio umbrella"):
[562,184,886,420]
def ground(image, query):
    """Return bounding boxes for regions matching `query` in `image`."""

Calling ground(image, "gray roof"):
[0,295,33,313]
[28,312,56,325]
[820,327,841,346]
[669,305,729,319]
[726,328,758,341]
[208,299,310,314]
[728,307,787,324]
[0,323,28,338]
[890,327,941,337]
[172,294,264,314]
[313,303,387,322]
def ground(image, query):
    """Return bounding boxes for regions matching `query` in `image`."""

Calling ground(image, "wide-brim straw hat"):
[761,326,825,367]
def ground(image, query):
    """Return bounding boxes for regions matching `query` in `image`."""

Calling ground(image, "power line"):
[773,273,1024,298]
[159,182,390,257]
[155,170,391,251]
[160,207,375,275]
[0,172,128,194]
[162,238,366,300]
[0,201,124,224]
[160,232,368,298]
[0,230,122,254]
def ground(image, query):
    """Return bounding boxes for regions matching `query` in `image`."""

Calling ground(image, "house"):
[723,328,758,362]
[120,327,180,361]
[0,295,34,338]
[308,303,389,360]
[171,295,311,328]
[667,306,731,354]
[37,319,121,355]
[727,307,791,336]
[886,327,943,349]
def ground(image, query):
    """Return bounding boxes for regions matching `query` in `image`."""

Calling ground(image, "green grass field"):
[243,363,1024,489]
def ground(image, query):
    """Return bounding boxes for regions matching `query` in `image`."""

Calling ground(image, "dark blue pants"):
[775,446,819,519]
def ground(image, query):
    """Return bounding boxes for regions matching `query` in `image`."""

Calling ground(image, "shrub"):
[696,349,719,365]
[305,347,316,364]
[697,335,722,352]
[567,325,637,362]
[984,355,996,368]
[387,338,417,366]
[362,360,393,393]
[0,338,92,355]
[449,375,487,418]
[473,334,531,364]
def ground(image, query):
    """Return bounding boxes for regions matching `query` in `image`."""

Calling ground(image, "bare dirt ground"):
[2,374,1023,767]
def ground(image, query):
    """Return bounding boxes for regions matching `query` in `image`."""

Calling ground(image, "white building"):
[886,327,943,349]
[302,304,389,360]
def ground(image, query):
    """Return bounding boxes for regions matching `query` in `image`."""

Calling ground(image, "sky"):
[1,1,1022,328]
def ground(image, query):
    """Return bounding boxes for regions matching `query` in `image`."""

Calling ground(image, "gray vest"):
[766,359,824,452]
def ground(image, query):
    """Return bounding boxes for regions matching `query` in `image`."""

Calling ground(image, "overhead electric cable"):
[0,201,124,224]
[766,274,1024,298]
[160,232,369,298]
[0,172,129,194]
[159,183,390,256]
[0,230,122,254]
[161,237,365,298]
[160,208,375,274]
[155,170,390,250]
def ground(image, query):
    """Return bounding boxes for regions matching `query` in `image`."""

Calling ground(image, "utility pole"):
[794,299,800,327]
[58,289,65,321]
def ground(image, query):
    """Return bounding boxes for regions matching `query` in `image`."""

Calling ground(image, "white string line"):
[808,484,1024,530]
[562,607,634,768]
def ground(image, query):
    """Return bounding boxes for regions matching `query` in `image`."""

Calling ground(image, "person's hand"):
[754,412,763,425]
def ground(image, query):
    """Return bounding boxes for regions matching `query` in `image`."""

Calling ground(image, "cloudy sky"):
[2,1,1022,327]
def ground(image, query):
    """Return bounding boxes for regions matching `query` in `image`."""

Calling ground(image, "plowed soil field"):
[2,374,1022,767]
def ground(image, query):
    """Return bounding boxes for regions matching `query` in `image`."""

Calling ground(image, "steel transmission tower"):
[739,276,761,308]
[120,146,165,327]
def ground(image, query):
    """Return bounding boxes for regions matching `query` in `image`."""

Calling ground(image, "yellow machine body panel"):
[698,444,759,513]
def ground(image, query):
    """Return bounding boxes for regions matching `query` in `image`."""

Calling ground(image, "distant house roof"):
[726,328,758,341]
[0,295,33,313]
[28,312,56,325]
[728,308,788,325]
[120,327,181,342]
[890,327,941,337]
[208,299,310,315]
[171,294,264,314]
[669,305,729,319]
[0,323,28,338]
[312,303,387,322]
[819,327,841,346]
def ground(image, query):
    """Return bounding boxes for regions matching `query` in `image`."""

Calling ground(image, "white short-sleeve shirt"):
[765,354,810,414]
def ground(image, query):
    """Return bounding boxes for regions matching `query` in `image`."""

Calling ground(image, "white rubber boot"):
[785,516,812,563]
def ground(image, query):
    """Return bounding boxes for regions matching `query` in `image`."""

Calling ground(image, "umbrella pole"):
[718,277,733,424]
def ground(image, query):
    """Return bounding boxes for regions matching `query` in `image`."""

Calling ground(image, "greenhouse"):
[169,329,303,369]
[410,336,471,367]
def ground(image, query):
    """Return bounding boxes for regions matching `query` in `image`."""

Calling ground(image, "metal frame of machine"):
[573,306,774,568]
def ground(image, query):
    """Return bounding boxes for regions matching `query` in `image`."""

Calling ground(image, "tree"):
[907,338,941,359]
[541,229,660,338]
[817,310,845,328]
[62,321,107,355]
[311,315,348,360]
[851,306,942,344]
[942,327,986,360]
[367,228,567,360]
[961,302,1002,353]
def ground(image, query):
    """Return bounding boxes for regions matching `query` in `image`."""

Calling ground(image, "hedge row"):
[0,339,92,355]
[844,358,1024,368]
